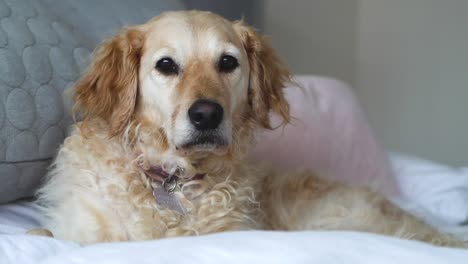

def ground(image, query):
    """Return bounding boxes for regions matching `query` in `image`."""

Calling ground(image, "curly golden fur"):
[36,11,463,247]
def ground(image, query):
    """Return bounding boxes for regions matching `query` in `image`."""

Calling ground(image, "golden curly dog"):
[34,11,462,246]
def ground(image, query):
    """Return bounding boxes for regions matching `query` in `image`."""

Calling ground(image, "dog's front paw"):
[27,228,54,237]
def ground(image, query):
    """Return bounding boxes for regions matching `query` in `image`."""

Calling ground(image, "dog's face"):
[139,12,250,153]
[75,11,290,159]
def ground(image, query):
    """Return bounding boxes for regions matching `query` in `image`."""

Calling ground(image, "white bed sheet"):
[1,154,468,263]
[389,153,468,240]
[3,231,468,264]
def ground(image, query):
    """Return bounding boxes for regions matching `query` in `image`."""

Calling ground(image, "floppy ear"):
[74,27,144,137]
[233,21,291,129]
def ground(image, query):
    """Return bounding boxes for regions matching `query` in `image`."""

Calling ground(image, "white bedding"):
[3,231,468,264]
[1,154,468,263]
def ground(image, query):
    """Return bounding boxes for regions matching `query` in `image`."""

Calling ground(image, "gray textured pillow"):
[0,0,90,203]
[41,0,186,48]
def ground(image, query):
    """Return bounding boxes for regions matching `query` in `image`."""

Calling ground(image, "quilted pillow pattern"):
[0,0,90,203]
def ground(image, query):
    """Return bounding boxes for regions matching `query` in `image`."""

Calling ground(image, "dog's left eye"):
[218,55,239,73]
[156,57,179,75]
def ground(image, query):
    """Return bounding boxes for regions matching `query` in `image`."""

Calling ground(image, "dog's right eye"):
[155,57,179,75]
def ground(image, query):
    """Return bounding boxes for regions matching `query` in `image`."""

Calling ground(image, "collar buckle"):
[162,175,178,193]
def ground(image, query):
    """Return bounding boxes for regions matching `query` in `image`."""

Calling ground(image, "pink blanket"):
[251,76,398,195]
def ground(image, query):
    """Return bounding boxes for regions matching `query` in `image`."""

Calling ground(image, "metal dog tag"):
[153,186,187,215]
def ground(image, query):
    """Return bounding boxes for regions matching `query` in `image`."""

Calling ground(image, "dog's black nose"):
[188,99,224,130]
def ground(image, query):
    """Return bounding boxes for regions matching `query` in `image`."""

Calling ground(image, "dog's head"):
[75,11,290,160]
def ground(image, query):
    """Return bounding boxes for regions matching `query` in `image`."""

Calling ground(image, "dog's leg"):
[27,228,54,237]
[260,170,465,247]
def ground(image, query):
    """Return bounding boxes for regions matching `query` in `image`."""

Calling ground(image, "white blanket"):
[2,231,468,264]
[1,154,468,263]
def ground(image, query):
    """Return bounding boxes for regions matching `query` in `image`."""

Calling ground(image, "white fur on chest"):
[38,128,257,244]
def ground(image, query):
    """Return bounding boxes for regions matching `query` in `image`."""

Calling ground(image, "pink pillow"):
[251,75,399,195]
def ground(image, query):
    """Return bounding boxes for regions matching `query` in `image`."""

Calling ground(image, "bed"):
[1,154,468,264]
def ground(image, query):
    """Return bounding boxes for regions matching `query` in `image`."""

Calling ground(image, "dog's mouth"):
[176,131,229,155]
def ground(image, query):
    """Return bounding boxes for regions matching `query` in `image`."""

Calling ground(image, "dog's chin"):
[175,135,229,156]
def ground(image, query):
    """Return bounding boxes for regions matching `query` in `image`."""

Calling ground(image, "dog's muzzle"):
[188,99,224,131]
[175,99,229,153]
[183,99,227,149]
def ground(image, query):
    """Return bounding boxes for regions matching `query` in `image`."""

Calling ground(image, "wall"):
[260,0,358,87]
[184,0,261,28]
[356,0,468,166]
[259,0,468,166]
